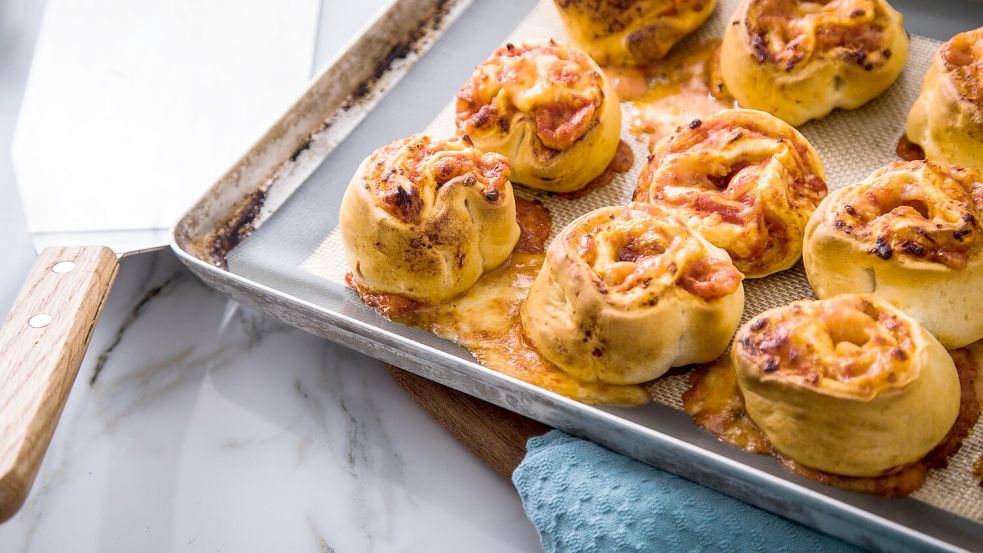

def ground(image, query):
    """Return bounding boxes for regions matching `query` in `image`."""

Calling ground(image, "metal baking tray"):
[171,1,983,550]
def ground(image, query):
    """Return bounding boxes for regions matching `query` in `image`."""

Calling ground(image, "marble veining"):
[0,252,541,552]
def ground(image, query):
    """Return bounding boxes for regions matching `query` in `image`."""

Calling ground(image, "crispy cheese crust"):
[521,203,744,384]
[804,160,983,348]
[907,26,983,173]
[340,134,520,303]
[456,40,622,192]
[634,108,827,277]
[552,0,717,65]
[733,295,960,477]
[720,0,909,126]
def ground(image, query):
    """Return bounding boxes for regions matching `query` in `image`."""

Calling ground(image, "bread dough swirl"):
[907,26,983,173]
[552,0,716,66]
[634,109,827,277]
[521,203,744,385]
[340,134,520,303]
[734,294,960,477]
[804,160,983,348]
[456,40,622,193]
[721,0,909,126]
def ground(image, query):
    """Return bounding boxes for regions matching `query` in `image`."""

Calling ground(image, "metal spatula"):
[0,243,132,522]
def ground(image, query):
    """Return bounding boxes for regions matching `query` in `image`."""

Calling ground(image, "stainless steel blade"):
[30,229,169,258]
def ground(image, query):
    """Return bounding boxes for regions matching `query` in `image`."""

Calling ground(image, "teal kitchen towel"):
[513,431,862,553]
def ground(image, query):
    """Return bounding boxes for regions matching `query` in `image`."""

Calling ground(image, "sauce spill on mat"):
[606,39,737,150]
[896,134,926,161]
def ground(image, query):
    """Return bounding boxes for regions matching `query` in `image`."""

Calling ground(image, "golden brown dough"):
[456,40,622,193]
[803,160,983,348]
[733,294,960,477]
[720,0,909,126]
[907,26,983,173]
[552,0,716,66]
[340,134,520,303]
[521,203,744,385]
[634,108,827,277]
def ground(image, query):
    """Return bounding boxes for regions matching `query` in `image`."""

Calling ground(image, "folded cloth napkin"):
[513,431,862,553]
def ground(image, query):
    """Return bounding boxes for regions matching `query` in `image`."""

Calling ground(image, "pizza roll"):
[734,294,960,477]
[552,0,716,66]
[803,160,983,348]
[907,26,983,173]
[340,134,520,303]
[720,0,909,126]
[456,40,622,193]
[634,109,827,278]
[521,203,744,385]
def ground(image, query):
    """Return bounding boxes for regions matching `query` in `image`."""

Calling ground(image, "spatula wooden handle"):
[0,246,118,522]
[388,366,550,478]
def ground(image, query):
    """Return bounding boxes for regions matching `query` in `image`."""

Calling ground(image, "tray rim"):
[169,1,983,550]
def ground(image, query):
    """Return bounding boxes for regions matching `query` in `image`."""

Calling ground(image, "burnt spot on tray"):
[289,136,314,162]
[206,188,268,269]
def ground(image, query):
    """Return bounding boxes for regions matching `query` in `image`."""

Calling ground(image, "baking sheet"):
[219,0,983,544]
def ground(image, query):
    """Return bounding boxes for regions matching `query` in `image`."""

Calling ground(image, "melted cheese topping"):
[456,41,606,151]
[635,109,827,276]
[685,344,982,496]
[365,135,510,224]
[610,39,737,148]
[831,161,983,269]
[736,295,916,399]
[571,204,743,305]
[745,0,894,71]
[940,27,983,111]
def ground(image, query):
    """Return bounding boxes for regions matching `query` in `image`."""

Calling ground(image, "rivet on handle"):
[28,314,52,328]
[52,262,76,274]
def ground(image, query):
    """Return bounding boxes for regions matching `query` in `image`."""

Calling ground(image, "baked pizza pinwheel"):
[734,294,960,477]
[906,26,983,173]
[803,160,983,349]
[634,109,827,278]
[340,134,520,303]
[521,203,745,385]
[456,40,622,193]
[720,0,909,126]
[552,0,717,66]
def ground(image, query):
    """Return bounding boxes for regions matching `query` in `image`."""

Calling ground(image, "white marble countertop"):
[0,2,542,551]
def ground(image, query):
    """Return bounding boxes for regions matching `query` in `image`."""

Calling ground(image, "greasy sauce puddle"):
[605,39,737,150]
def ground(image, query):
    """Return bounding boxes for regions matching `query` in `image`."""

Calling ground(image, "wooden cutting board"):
[387,366,550,478]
